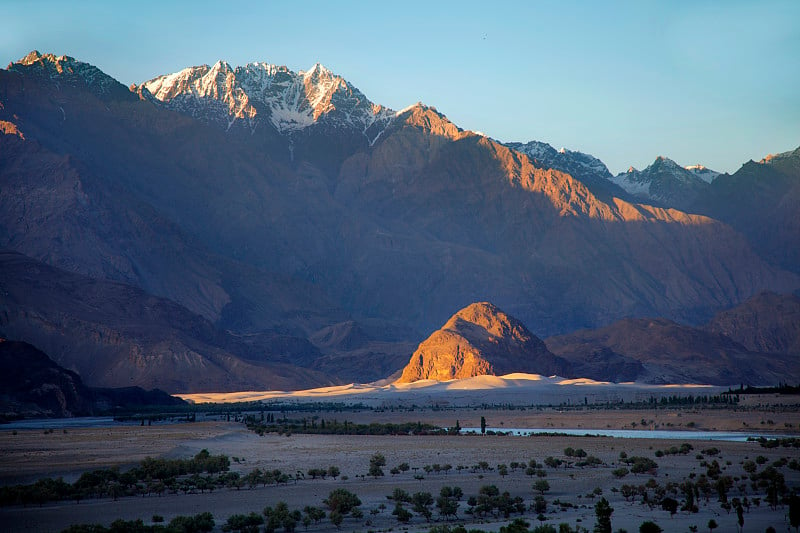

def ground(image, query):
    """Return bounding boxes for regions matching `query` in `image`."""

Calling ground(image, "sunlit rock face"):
[397,302,571,383]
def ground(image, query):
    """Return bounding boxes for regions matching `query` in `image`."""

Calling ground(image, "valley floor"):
[1,406,798,532]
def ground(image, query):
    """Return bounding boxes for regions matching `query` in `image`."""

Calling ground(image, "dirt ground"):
[1,407,798,532]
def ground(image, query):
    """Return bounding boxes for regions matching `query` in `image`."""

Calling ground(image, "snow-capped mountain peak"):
[685,164,721,183]
[138,59,395,138]
[610,155,711,208]
[504,140,613,181]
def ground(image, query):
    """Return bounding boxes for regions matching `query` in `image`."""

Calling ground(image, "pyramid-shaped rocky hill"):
[397,302,571,383]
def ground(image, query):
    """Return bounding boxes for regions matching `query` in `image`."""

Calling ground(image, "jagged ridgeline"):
[1,51,798,392]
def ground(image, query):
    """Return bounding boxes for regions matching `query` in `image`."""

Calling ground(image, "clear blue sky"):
[3,0,798,174]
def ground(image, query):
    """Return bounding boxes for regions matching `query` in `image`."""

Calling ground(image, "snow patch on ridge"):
[685,164,721,183]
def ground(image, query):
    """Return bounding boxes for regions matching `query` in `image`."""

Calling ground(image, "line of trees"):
[0,450,302,507]
[244,416,444,436]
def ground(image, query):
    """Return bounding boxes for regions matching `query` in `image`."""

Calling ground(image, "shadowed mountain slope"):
[704,291,800,355]
[690,147,800,274]
[0,251,331,392]
[546,300,799,386]
[0,340,186,419]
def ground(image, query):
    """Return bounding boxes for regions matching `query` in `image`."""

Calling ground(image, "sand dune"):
[179,373,725,405]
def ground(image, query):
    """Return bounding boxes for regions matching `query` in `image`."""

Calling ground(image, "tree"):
[593,497,613,533]
[736,501,744,533]
[533,479,550,495]
[412,491,434,521]
[329,510,343,529]
[302,506,326,524]
[661,497,678,517]
[533,495,547,514]
[544,456,562,469]
[263,502,300,533]
[499,518,532,533]
[392,502,412,523]
[223,512,264,533]
[638,521,662,533]
[327,466,340,479]
[707,519,718,533]
[612,467,629,479]
[324,488,361,515]
[437,486,461,520]
[481,416,486,435]
[791,493,800,533]
[368,453,386,478]
[168,512,215,533]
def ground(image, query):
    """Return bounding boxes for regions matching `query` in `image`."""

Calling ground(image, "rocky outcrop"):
[397,302,571,383]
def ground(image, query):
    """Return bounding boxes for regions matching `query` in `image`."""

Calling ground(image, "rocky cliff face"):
[397,302,571,383]
[690,148,800,274]
[546,303,800,386]
[704,292,800,355]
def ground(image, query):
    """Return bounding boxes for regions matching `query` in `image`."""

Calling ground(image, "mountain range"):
[397,296,799,386]
[1,51,798,392]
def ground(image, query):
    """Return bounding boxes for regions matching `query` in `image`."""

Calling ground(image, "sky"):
[2,0,798,174]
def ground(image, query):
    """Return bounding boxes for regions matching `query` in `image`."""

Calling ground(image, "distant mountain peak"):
[502,139,619,199]
[139,59,394,139]
[391,102,465,140]
[609,154,711,208]
[685,164,721,183]
[9,50,126,97]
[651,155,680,168]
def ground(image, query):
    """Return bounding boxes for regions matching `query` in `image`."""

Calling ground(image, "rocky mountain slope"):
[1,51,798,390]
[689,147,800,274]
[504,140,629,200]
[704,291,800,355]
[0,251,330,392]
[609,156,711,210]
[0,339,93,418]
[685,164,721,183]
[397,302,570,383]
[0,340,184,419]
[546,293,800,385]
